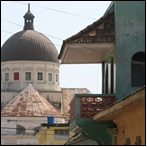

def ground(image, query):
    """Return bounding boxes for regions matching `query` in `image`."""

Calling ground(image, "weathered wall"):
[114,1,145,99]
[62,88,90,117]
[1,117,66,145]
[37,126,74,145]
[1,61,61,92]
[114,95,145,145]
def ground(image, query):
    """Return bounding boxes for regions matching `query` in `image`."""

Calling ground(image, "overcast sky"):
[1,1,112,93]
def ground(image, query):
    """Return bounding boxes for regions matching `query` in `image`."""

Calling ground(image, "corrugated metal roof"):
[1,84,63,117]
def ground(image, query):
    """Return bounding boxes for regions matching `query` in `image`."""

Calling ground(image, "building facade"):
[1,4,90,145]
[59,1,145,145]
[36,123,74,145]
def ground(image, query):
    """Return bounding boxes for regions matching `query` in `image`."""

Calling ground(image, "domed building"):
[1,4,91,145]
[1,4,61,110]
[1,3,90,116]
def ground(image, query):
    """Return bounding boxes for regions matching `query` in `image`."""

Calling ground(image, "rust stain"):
[1,84,63,117]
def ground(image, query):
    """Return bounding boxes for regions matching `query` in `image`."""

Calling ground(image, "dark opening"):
[131,52,145,87]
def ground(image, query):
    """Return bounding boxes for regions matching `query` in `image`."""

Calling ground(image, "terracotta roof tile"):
[1,84,63,117]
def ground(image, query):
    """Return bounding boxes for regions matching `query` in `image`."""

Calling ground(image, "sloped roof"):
[58,12,115,59]
[1,84,63,117]
[93,86,145,121]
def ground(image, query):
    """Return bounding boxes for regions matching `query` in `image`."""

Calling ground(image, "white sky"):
[1,1,112,93]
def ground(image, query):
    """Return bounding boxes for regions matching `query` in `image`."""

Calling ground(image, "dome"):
[1,30,59,63]
[1,4,59,63]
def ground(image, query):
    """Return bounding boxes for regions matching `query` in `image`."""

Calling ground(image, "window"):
[131,52,145,87]
[5,73,9,81]
[56,74,58,82]
[25,72,31,81]
[14,72,19,80]
[38,72,43,80]
[54,129,69,140]
[48,73,52,82]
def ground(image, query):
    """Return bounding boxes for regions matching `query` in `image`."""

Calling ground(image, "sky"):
[1,1,112,94]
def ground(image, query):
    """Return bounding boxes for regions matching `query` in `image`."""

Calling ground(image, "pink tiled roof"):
[1,84,63,117]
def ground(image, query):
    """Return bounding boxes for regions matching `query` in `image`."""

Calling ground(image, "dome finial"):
[28,3,30,12]
[23,3,35,30]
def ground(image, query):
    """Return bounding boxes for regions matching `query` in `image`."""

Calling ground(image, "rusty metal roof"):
[1,84,63,117]
[58,12,114,59]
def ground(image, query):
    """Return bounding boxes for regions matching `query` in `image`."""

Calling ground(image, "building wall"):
[114,1,145,99]
[36,126,74,145]
[1,60,61,92]
[62,88,91,117]
[1,91,19,109]
[1,117,66,145]
[1,60,62,110]
[1,117,45,145]
[114,92,145,145]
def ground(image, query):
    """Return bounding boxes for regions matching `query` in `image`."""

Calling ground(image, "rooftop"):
[1,84,63,117]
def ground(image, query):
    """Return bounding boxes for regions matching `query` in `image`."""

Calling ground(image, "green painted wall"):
[82,127,114,145]
[114,1,145,99]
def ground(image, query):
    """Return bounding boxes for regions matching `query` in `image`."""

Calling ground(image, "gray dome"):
[1,30,59,63]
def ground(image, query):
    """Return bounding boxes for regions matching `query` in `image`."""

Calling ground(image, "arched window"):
[131,52,145,87]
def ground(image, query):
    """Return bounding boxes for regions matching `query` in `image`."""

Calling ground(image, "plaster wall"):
[114,1,145,99]
[1,117,66,145]
[114,106,145,145]
[1,61,61,92]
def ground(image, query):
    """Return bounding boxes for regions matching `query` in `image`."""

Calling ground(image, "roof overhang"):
[58,12,115,64]
[93,87,145,121]
[59,43,115,64]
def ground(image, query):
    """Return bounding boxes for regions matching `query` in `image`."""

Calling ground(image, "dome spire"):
[23,3,35,30]
[28,3,30,12]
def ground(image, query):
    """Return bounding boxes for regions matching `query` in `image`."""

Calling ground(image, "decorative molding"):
[3,68,10,72]
[12,67,21,71]
[55,70,58,73]
[23,67,33,71]
[47,68,53,72]
[36,67,44,71]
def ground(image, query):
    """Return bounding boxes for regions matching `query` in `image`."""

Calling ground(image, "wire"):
[2,18,23,27]
[82,45,145,66]
[11,1,97,20]
[1,27,145,66]
[1,29,62,47]
[2,2,144,29]
[8,1,145,29]
[2,18,63,41]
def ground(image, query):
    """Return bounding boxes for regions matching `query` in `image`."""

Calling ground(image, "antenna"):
[28,3,30,12]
